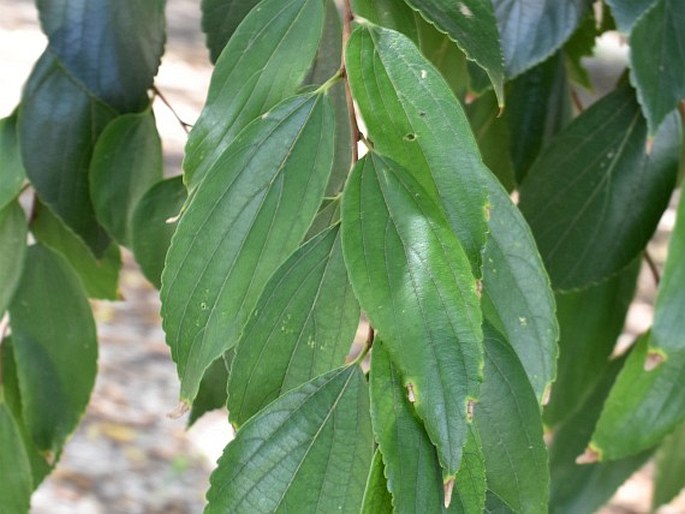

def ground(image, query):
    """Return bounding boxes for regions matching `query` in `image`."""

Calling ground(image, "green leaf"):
[162,93,334,403]
[189,352,231,427]
[20,51,116,255]
[345,23,489,270]
[518,83,681,291]
[1,339,53,487]
[605,0,656,33]
[90,110,163,246]
[305,0,352,197]
[361,450,393,514]
[130,176,187,289]
[369,340,486,512]
[506,52,572,183]
[31,200,121,300]
[653,421,685,510]
[352,0,421,42]
[341,153,482,479]
[184,0,325,189]
[630,0,685,136]
[0,399,33,514]
[476,324,549,513]
[492,0,588,78]
[228,225,359,427]
[37,0,166,112]
[481,176,558,404]
[590,334,685,460]
[0,112,26,210]
[305,197,341,241]
[544,258,640,427]
[8,244,97,456]
[0,201,27,315]
[549,355,652,514]
[402,0,505,105]
[201,0,261,63]
[206,366,373,513]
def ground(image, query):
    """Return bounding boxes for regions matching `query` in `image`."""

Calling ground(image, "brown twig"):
[571,89,585,113]
[644,249,661,286]
[341,0,360,162]
[152,85,192,134]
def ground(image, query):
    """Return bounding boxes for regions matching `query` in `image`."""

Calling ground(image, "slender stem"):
[571,89,584,113]
[152,85,192,134]
[341,0,360,162]
[644,249,661,286]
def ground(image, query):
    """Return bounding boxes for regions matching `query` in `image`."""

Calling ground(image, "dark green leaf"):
[188,353,231,427]
[465,91,516,191]
[342,154,482,479]
[0,399,32,514]
[605,0,656,33]
[31,200,121,300]
[8,244,97,455]
[346,23,489,270]
[37,0,165,112]
[0,112,26,210]
[201,0,261,63]
[130,176,187,289]
[305,198,341,241]
[228,225,358,427]
[361,450,393,514]
[20,51,116,255]
[481,176,558,403]
[1,339,53,487]
[0,201,27,315]
[653,421,685,510]
[351,0,421,42]
[590,334,685,460]
[492,0,588,78]
[370,341,486,512]
[518,83,681,291]
[549,355,652,514]
[563,9,601,90]
[162,93,334,403]
[476,324,549,513]
[402,0,505,105]
[305,0,352,197]
[206,366,373,513]
[90,110,163,246]
[507,52,572,183]
[630,0,685,136]
[184,0,325,188]
[544,259,640,427]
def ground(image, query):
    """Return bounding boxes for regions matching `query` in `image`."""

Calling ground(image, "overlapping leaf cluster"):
[2,0,685,512]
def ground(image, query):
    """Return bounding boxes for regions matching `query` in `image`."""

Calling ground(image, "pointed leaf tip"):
[167,400,190,419]
[644,350,666,371]
[575,447,601,465]
[444,477,455,508]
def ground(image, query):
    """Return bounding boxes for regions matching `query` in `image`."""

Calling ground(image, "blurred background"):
[0,1,683,512]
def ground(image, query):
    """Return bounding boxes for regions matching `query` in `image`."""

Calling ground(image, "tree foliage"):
[1,0,684,512]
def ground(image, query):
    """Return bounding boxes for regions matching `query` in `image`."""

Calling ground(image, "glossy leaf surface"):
[481,175,558,403]
[653,421,685,510]
[206,366,372,513]
[162,93,334,402]
[370,341,485,513]
[131,176,187,289]
[630,0,685,135]
[184,0,324,188]
[402,0,504,104]
[342,154,482,479]
[0,113,26,210]
[31,200,121,300]
[36,0,165,112]
[228,225,359,427]
[8,244,97,455]
[20,51,116,255]
[90,110,163,246]
[0,201,27,315]
[476,325,549,512]
[201,0,261,63]
[519,84,681,291]
[0,401,32,514]
[544,259,640,427]
[346,23,489,269]
[492,0,587,78]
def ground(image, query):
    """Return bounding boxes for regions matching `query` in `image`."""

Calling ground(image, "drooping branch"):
[152,85,192,134]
